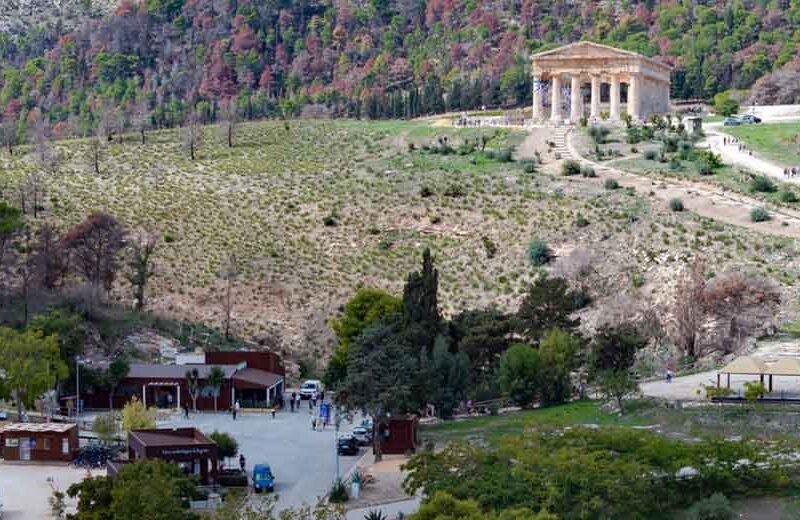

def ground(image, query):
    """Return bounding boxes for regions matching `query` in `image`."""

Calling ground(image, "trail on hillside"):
[515,129,800,240]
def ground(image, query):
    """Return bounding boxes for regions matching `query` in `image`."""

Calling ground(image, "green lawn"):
[726,122,800,166]
[420,400,651,445]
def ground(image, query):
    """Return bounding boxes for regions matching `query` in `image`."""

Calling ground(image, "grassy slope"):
[726,122,800,166]
[3,119,800,361]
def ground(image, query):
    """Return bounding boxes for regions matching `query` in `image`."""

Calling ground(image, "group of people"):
[721,136,753,156]
[783,167,800,178]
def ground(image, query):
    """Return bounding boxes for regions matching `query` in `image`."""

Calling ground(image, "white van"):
[298,380,323,399]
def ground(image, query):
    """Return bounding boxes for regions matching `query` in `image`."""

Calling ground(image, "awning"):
[232,368,283,389]
[719,356,768,375]
[766,358,800,376]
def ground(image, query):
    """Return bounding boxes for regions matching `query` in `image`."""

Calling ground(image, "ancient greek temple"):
[531,42,672,124]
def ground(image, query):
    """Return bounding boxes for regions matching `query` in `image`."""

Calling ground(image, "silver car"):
[352,426,371,446]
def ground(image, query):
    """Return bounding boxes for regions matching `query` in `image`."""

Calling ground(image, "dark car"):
[337,435,359,456]
[740,114,762,124]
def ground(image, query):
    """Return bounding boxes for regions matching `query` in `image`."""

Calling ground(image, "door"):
[19,437,31,461]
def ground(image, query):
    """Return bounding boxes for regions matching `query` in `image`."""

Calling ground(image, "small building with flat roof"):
[111,428,219,484]
[0,422,79,462]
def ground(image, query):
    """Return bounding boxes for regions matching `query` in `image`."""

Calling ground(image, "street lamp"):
[334,405,342,481]
[75,356,80,420]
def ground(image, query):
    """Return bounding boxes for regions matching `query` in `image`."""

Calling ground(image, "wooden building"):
[0,423,79,462]
[379,416,419,455]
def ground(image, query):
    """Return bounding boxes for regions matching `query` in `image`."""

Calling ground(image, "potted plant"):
[350,470,363,498]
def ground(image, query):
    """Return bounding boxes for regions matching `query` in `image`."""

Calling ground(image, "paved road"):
[0,463,105,520]
[160,399,366,511]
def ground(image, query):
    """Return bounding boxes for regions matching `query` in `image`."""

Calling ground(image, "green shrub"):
[323,214,338,226]
[482,236,497,259]
[626,127,642,144]
[668,198,684,212]
[494,148,513,162]
[669,157,682,170]
[750,175,776,193]
[686,493,735,520]
[527,239,551,266]
[328,478,349,503]
[575,214,590,227]
[604,179,620,190]
[444,184,466,198]
[780,190,799,203]
[561,160,581,176]
[420,185,434,198]
[580,164,596,178]
[696,158,715,176]
[643,149,658,161]
[588,126,610,144]
[750,207,771,222]
[521,160,537,174]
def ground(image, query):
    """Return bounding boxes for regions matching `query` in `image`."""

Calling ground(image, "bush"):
[669,157,682,170]
[520,160,537,173]
[494,148,513,162]
[643,149,658,161]
[686,493,735,520]
[527,239,551,266]
[696,158,715,176]
[668,198,684,212]
[750,175,776,193]
[750,207,771,222]
[444,184,466,198]
[588,126,610,144]
[561,160,581,176]
[575,214,590,227]
[780,190,799,203]
[626,127,642,144]
[580,164,596,178]
[329,478,349,503]
[713,90,740,117]
[420,185,434,198]
[323,214,338,226]
[482,236,497,259]
[604,179,620,190]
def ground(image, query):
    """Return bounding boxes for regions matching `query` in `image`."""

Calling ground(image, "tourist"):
[271,406,276,419]
[239,454,246,473]
[183,402,189,419]
[312,416,317,431]
[311,390,318,408]
[290,392,296,412]
[233,399,240,420]
[295,392,301,411]
[320,390,325,403]
[666,369,673,384]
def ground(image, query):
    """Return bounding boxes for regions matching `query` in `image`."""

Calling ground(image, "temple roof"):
[532,41,672,72]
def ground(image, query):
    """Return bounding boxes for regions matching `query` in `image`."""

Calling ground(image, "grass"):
[421,400,651,445]
[726,122,800,166]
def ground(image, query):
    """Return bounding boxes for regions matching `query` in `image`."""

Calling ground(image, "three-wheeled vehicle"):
[253,464,275,492]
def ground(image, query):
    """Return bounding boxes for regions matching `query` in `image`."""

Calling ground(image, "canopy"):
[719,356,768,375]
[766,357,800,376]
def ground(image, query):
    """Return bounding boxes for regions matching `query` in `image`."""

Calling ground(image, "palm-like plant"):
[186,368,201,411]
[207,366,225,412]
[364,510,387,520]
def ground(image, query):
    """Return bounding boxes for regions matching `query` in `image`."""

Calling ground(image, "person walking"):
[320,390,325,403]
[311,416,317,431]
[311,390,318,408]
[666,369,673,384]
[233,399,240,420]
[290,392,296,412]
[239,454,246,473]
[295,392,301,411]
[183,402,189,419]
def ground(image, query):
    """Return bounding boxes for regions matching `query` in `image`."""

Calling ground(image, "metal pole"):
[335,406,341,481]
[75,357,80,419]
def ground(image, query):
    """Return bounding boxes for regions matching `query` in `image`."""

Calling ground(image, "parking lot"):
[159,397,366,510]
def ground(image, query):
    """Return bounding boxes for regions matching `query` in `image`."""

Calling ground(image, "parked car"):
[740,114,762,124]
[217,469,248,487]
[723,117,742,126]
[337,435,359,456]
[298,380,323,400]
[352,426,371,446]
[252,464,275,492]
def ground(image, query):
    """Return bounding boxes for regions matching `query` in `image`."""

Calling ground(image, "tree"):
[207,366,225,412]
[338,319,422,462]
[219,97,239,147]
[209,430,238,463]
[497,343,540,407]
[110,460,196,520]
[131,98,151,145]
[672,259,707,359]
[94,413,118,445]
[106,358,130,410]
[30,309,86,383]
[126,230,158,310]
[121,396,156,436]
[220,253,240,340]
[0,326,67,419]
[186,368,201,411]
[537,329,581,406]
[515,276,582,345]
[66,474,114,519]
[429,335,471,418]
[403,247,440,331]
[410,492,554,520]
[324,288,402,388]
[182,109,201,161]
[33,223,68,290]
[449,307,514,378]
[713,90,740,117]
[0,202,24,286]
[590,324,648,413]
[62,212,126,291]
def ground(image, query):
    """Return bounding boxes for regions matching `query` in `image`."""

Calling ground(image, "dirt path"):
[515,128,800,240]
[706,129,796,180]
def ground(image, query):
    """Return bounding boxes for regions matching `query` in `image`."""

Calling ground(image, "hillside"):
[1,119,797,368]
[0,0,799,139]
[0,0,116,34]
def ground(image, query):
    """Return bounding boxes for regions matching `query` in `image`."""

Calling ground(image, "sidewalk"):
[346,496,422,520]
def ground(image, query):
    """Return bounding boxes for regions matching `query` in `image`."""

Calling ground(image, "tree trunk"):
[141,129,146,145]
[109,389,115,410]
[14,389,23,421]
[214,395,218,412]
[192,396,197,412]
[372,415,383,463]
[227,124,233,148]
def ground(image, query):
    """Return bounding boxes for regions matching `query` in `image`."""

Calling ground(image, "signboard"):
[160,447,211,457]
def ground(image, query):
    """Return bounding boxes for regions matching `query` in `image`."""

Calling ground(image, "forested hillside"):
[1,0,799,141]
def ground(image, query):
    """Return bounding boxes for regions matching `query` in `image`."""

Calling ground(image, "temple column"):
[590,75,601,120]
[532,74,544,121]
[628,74,641,121]
[609,75,621,121]
[550,74,562,123]
[570,75,582,123]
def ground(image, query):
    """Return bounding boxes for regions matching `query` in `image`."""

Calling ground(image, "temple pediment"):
[533,41,644,61]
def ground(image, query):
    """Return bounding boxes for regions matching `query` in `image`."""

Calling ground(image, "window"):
[43,438,51,450]
[62,438,70,454]
[6,438,18,447]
